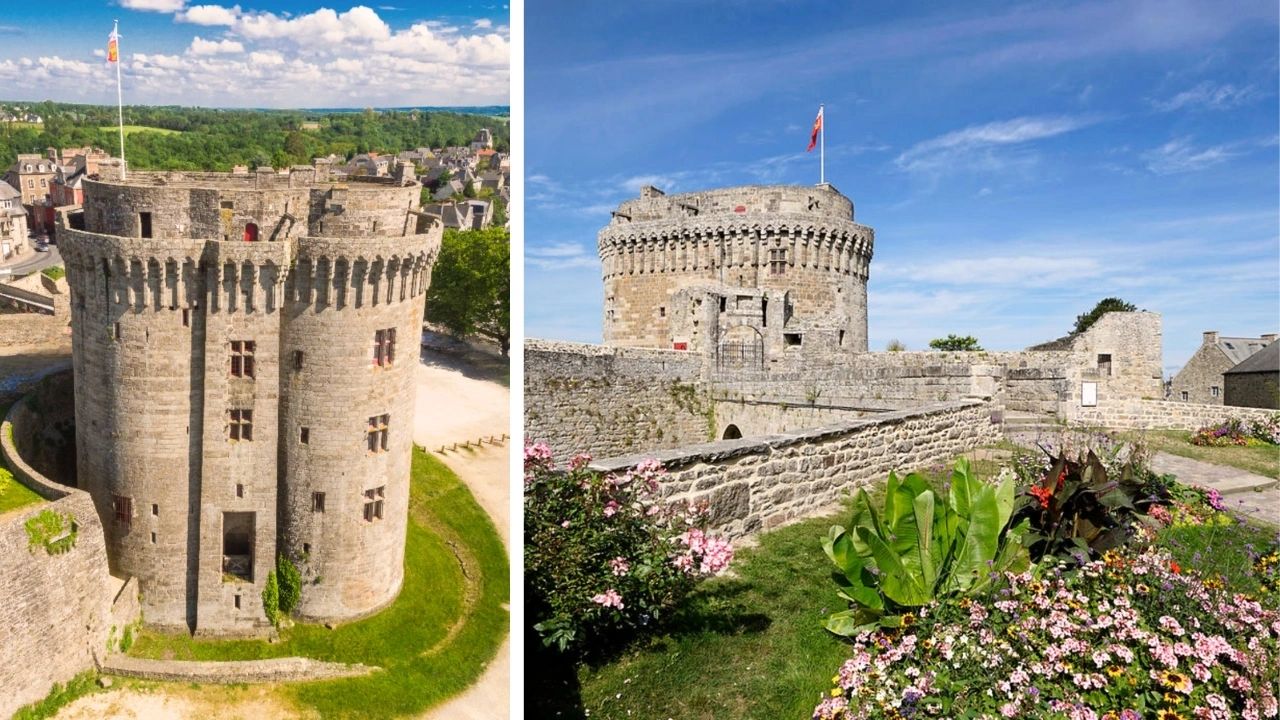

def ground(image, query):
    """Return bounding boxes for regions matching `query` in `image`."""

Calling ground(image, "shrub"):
[823,458,1029,636]
[262,569,280,627]
[277,554,302,615]
[814,548,1280,720]
[524,444,733,654]
[927,334,982,351]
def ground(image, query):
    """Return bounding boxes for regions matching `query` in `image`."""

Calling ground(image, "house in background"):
[1224,340,1279,409]
[0,180,29,261]
[1170,331,1277,405]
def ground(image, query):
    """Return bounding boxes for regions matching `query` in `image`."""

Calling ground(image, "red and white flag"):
[107,28,119,64]
[806,106,823,152]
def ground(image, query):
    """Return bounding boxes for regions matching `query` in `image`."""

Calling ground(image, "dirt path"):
[53,685,306,720]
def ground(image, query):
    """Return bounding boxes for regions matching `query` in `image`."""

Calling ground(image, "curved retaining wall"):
[0,405,115,719]
[590,398,1001,539]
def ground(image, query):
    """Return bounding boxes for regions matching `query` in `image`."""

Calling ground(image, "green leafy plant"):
[262,569,280,627]
[24,509,77,555]
[927,334,982,351]
[277,554,302,615]
[1072,296,1136,334]
[822,458,1029,635]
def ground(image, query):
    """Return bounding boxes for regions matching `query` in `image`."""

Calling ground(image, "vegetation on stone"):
[23,508,76,555]
[276,554,302,616]
[39,266,64,281]
[927,334,983,351]
[426,227,511,354]
[1073,297,1137,335]
[11,671,101,720]
[261,570,280,627]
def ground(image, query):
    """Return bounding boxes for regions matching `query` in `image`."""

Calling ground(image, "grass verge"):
[1123,428,1280,479]
[100,125,183,136]
[13,671,101,720]
[128,447,508,718]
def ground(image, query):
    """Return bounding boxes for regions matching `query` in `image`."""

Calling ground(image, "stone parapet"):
[1073,398,1277,430]
[100,655,377,684]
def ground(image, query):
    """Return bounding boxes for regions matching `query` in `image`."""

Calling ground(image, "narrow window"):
[114,322,121,340]
[151,503,159,516]
[293,350,304,370]
[236,483,244,498]
[769,248,787,275]
[234,595,242,609]
[300,427,310,444]
[303,543,311,555]
[112,495,132,524]
[1180,391,1188,401]
[659,306,666,317]
[150,532,157,544]
[718,297,726,313]
[363,486,385,522]
[838,329,846,347]
[373,328,397,366]
[367,414,389,452]
[311,491,325,513]
[230,340,255,378]
[1097,353,1112,377]
[139,212,152,238]
[182,308,191,327]
[228,408,253,441]
[1211,386,1220,397]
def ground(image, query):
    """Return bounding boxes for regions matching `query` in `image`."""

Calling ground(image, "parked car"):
[34,242,49,252]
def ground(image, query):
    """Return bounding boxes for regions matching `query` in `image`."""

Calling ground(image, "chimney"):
[1262,333,1278,343]
[1203,331,1219,345]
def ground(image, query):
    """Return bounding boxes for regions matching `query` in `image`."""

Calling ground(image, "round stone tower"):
[597,184,874,364]
[57,161,440,635]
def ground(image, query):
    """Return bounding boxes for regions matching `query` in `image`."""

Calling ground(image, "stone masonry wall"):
[1072,398,1276,431]
[0,310,71,348]
[591,400,1001,539]
[524,339,712,462]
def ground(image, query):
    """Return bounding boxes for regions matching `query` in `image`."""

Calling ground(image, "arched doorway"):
[243,222,259,242]
[722,424,742,440]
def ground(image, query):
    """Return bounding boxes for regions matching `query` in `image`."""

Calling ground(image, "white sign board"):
[1081,381,1098,407]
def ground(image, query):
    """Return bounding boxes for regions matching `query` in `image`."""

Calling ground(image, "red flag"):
[806,106,823,152]
[107,29,119,64]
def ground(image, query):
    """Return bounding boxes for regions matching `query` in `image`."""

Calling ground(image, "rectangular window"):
[1181,391,1189,401]
[1097,353,1112,376]
[235,483,244,498]
[220,200,234,210]
[234,595,242,609]
[112,495,132,524]
[373,328,397,367]
[363,486,385,522]
[230,340,255,378]
[182,308,191,327]
[150,532,157,544]
[769,248,787,275]
[293,350,304,370]
[312,491,325,513]
[1211,386,1220,397]
[228,408,253,441]
[139,212,152,239]
[367,414,389,452]
[151,503,159,516]
[300,427,310,444]
[114,322,121,341]
[784,333,803,347]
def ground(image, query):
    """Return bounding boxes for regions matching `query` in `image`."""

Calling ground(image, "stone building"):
[56,158,442,635]
[4,152,58,208]
[599,184,874,364]
[1,180,29,260]
[1224,340,1279,409]
[1170,331,1276,405]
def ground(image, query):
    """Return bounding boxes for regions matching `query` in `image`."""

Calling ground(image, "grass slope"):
[1125,429,1280,479]
[0,402,46,516]
[100,125,183,136]
[128,447,508,719]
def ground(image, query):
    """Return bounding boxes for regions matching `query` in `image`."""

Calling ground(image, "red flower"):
[1029,485,1053,509]
[1169,561,1181,574]
[1056,468,1067,491]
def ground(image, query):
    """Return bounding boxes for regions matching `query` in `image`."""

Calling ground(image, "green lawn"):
[100,125,183,136]
[1155,516,1279,600]
[127,447,509,719]
[0,402,46,516]
[1124,429,1280,479]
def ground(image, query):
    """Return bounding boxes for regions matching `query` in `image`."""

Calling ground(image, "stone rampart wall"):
[591,399,1001,539]
[0,311,70,348]
[524,339,712,461]
[1073,398,1277,431]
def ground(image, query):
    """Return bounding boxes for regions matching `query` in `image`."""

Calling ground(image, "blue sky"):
[525,0,1280,376]
[0,2,508,107]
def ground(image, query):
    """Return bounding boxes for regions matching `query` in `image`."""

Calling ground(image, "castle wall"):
[524,339,712,462]
[0,311,70,348]
[1072,397,1276,430]
[590,399,1000,539]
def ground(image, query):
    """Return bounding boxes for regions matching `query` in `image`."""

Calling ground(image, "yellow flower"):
[1105,665,1124,678]
[1156,711,1184,720]
[1160,670,1192,693]
[830,687,842,697]
[1163,691,1185,705]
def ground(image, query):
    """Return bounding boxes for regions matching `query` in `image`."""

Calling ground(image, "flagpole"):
[819,103,825,185]
[114,20,126,180]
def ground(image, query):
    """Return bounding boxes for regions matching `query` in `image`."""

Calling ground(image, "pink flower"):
[560,520,570,528]
[603,500,621,518]
[609,556,630,576]
[569,452,592,470]
[590,588,624,609]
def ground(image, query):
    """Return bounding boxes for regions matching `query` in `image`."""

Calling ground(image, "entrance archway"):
[243,222,259,242]
[722,424,742,440]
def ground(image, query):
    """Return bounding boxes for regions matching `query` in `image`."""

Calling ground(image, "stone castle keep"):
[526,181,1274,538]
[55,160,441,635]
[600,184,873,359]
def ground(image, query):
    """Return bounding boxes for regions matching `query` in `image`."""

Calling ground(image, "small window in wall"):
[234,595,242,609]
[222,512,255,582]
[236,483,245,498]
[139,212,152,238]
[151,503,159,516]
[373,328,397,367]
[659,306,666,318]
[718,297,726,313]
[367,414,390,452]
[112,495,133,524]
[182,309,191,327]
[303,543,311,555]
[300,427,310,444]
[363,486,385,522]
[312,491,325,513]
[293,350,305,370]
[220,200,234,210]
[150,532,157,544]
[114,322,121,341]
[838,329,846,347]
[243,222,259,242]
[1181,391,1189,401]
[761,298,768,327]
[1097,353,1112,376]
[769,248,787,275]
[230,340,256,378]
[784,333,803,347]
[228,408,253,441]
[1211,386,1220,397]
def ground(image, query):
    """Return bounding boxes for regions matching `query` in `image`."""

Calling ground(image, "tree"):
[929,334,983,351]
[426,228,510,354]
[1072,297,1137,335]
[885,339,906,352]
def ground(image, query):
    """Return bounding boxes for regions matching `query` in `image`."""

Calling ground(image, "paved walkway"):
[1151,452,1279,526]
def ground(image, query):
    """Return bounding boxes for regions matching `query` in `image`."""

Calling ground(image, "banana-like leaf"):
[857,525,932,606]
[913,490,937,592]
[825,608,880,637]
[942,483,1002,594]
[949,457,975,517]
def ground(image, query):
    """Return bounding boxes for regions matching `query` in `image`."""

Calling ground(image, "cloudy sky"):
[525,0,1279,376]
[0,1,509,107]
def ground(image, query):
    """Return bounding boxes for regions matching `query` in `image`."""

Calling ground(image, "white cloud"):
[177,4,240,26]
[1141,137,1236,174]
[896,115,1093,174]
[235,6,390,44]
[473,18,493,29]
[120,0,186,11]
[1152,82,1262,112]
[188,36,244,55]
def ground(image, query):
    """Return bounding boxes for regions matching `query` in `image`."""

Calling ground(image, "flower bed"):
[1190,415,1280,447]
